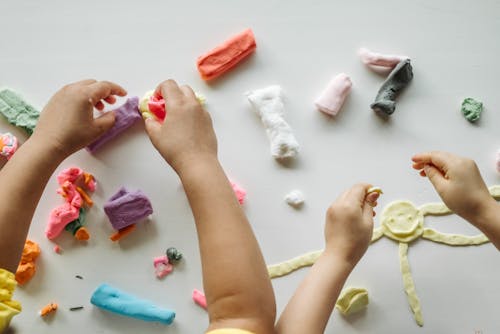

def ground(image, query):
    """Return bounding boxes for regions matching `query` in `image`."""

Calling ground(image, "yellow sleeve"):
[206,329,255,334]
[0,268,22,331]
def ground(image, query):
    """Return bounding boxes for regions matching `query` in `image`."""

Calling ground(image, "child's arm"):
[412,151,500,250]
[145,80,276,334]
[0,80,126,272]
[276,184,379,334]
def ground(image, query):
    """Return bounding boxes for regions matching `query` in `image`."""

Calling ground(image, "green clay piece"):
[166,247,182,262]
[461,98,483,122]
[65,208,87,235]
[0,89,39,135]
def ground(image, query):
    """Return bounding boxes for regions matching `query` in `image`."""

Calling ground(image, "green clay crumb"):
[461,98,483,122]
[0,89,39,135]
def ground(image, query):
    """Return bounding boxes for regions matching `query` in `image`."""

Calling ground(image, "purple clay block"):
[104,187,153,230]
[87,97,141,153]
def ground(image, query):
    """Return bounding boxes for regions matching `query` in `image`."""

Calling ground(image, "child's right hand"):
[145,80,218,174]
[324,184,379,267]
[412,151,495,226]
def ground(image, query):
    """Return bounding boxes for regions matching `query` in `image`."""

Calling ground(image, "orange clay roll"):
[40,302,58,317]
[196,28,256,81]
[110,224,136,242]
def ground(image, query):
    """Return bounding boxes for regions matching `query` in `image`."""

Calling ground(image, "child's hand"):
[34,79,127,156]
[324,184,379,267]
[412,151,494,225]
[145,80,217,174]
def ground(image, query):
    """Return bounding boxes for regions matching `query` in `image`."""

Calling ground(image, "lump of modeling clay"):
[90,283,175,325]
[153,255,173,279]
[15,240,41,285]
[139,90,206,122]
[315,73,352,116]
[335,287,369,316]
[370,59,413,116]
[104,187,153,231]
[197,28,256,81]
[166,247,183,263]
[0,89,39,135]
[359,47,408,70]
[246,85,299,160]
[46,168,95,240]
[87,97,141,153]
[230,181,246,205]
[284,190,304,208]
[0,132,18,160]
[192,289,207,310]
[39,302,58,317]
[461,98,483,122]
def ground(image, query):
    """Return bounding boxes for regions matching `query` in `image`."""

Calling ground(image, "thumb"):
[144,117,162,144]
[93,111,116,137]
[423,164,446,191]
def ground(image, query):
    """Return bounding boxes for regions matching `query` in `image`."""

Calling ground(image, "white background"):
[1,0,499,333]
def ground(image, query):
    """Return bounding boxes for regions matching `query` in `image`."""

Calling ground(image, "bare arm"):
[0,80,126,272]
[145,80,276,333]
[412,151,500,250]
[276,184,379,333]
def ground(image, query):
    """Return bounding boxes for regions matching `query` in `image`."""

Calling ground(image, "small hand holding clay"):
[34,79,127,156]
[412,151,500,250]
[144,79,217,175]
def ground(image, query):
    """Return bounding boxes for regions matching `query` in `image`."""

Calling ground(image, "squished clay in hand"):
[371,59,413,116]
[87,97,141,153]
[315,73,352,116]
[90,284,175,325]
[139,90,206,122]
[197,29,256,81]
[246,85,299,160]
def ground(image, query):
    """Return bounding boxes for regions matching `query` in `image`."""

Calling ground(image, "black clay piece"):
[371,59,413,115]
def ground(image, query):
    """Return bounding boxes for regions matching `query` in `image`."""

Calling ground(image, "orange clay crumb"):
[110,224,136,242]
[76,186,93,207]
[40,302,58,317]
[75,227,90,241]
[15,240,41,285]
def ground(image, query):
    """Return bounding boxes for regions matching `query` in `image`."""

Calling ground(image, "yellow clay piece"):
[335,287,369,315]
[380,201,424,242]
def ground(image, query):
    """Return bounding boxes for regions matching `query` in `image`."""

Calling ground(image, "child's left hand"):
[33,79,127,157]
[324,184,379,267]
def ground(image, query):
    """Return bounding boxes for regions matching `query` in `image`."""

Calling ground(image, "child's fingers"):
[93,111,116,136]
[94,101,105,111]
[423,164,446,190]
[412,151,454,174]
[104,95,116,105]
[74,79,97,86]
[87,81,127,105]
[156,79,183,104]
[344,183,372,205]
[144,118,162,143]
[180,85,196,99]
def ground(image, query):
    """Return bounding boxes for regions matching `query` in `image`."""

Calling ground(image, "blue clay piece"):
[90,283,175,325]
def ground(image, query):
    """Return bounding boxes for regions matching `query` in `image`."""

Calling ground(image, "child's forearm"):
[178,157,276,333]
[0,136,65,272]
[474,200,500,250]
[276,250,353,334]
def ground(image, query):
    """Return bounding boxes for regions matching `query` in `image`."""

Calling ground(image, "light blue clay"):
[90,284,175,325]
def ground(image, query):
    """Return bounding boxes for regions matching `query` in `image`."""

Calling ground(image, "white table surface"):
[1,0,499,333]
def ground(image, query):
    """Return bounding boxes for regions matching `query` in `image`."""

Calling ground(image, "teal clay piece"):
[0,89,39,135]
[166,247,182,262]
[461,98,483,122]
